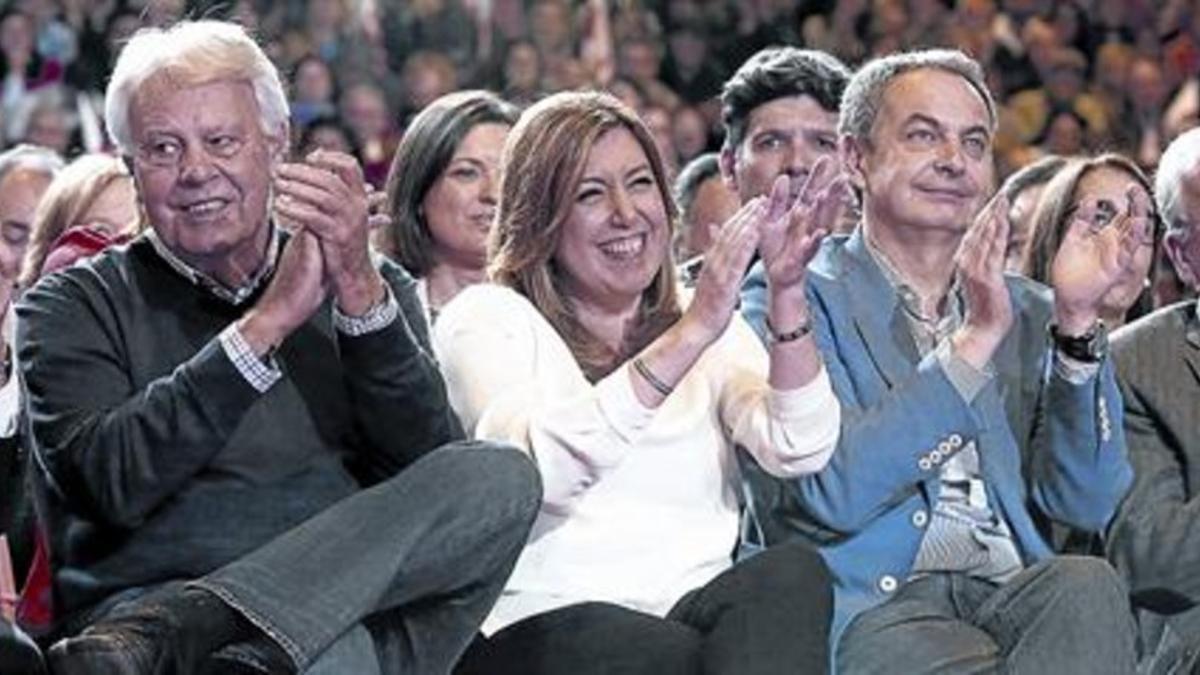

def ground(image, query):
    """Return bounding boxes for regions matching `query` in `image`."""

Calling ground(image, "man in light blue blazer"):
[740,49,1142,674]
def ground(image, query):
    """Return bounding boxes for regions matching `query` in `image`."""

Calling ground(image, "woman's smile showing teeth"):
[598,233,645,259]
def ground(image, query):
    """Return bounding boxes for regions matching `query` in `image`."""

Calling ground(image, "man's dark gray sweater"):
[14,236,462,632]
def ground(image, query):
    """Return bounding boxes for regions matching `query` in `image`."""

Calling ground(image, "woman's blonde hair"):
[21,154,139,287]
[489,91,681,381]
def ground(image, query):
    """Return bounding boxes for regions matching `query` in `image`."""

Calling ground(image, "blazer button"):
[918,457,933,471]
[911,509,928,528]
[878,575,898,593]
[948,434,963,448]
[937,440,952,455]
[929,450,943,464]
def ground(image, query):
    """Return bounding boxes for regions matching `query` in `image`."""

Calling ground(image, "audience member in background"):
[376,90,518,324]
[999,154,1068,270]
[439,91,841,674]
[339,81,397,187]
[295,114,361,160]
[672,152,738,284]
[1023,154,1160,329]
[1107,126,1200,675]
[641,104,678,177]
[29,20,538,674]
[670,105,710,167]
[19,153,139,286]
[400,51,459,122]
[500,39,542,106]
[741,49,1141,674]
[288,54,338,129]
[719,47,851,239]
[0,143,60,675]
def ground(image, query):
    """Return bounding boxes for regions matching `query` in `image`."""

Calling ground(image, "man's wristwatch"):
[1050,321,1108,362]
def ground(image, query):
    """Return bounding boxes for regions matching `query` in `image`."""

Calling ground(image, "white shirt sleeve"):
[434,286,656,512]
[712,315,840,478]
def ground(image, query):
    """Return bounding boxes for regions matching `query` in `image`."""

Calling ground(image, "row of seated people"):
[0,16,1198,675]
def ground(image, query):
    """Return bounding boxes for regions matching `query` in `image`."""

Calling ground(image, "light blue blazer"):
[738,230,1132,650]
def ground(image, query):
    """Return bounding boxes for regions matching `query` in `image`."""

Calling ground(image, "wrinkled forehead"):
[873,69,992,135]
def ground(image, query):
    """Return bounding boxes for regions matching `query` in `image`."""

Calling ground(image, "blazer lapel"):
[843,231,920,389]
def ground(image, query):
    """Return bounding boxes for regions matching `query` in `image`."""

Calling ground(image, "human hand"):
[682,196,765,345]
[952,194,1013,369]
[1051,186,1153,335]
[239,229,328,354]
[273,149,385,316]
[759,156,844,295]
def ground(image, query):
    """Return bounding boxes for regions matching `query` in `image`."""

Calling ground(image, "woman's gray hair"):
[837,49,997,144]
[105,20,289,155]
[1155,127,1200,233]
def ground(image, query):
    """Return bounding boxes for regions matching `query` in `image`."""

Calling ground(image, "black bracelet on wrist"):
[632,357,674,397]
[765,316,813,344]
[1050,321,1108,363]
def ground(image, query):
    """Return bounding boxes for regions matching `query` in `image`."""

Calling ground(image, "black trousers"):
[456,541,832,675]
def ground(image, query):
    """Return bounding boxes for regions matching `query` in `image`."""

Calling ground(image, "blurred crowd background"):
[0,0,1196,186]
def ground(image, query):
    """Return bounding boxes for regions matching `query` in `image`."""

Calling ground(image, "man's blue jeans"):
[837,556,1137,674]
[182,440,541,674]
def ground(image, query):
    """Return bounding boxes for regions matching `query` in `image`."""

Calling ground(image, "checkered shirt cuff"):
[219,323,283,393]
[332,285,398,336]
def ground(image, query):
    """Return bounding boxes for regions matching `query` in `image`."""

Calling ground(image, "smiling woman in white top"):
[437,91,844,675]
[374,90,519,324]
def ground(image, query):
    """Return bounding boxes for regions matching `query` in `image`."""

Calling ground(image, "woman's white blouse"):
[433,284,840,634]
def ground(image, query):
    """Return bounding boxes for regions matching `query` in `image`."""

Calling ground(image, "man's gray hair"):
[0,144,64,185]
[105,20,288,155]
[1155,127,1200,233]
[838,49,997,143]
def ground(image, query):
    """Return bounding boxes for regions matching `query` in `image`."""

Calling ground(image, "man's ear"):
[1164,228,1198,289]
[268,122,290,162]
[840,135,867,192]
[719,144,738,192]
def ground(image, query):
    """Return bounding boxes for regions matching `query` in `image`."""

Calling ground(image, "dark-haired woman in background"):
[375,90,519,324]
[1022,153,1160,329]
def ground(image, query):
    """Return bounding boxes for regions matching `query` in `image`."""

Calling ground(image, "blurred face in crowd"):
[24,106,72,155]
[1128,59,1167,112]
[641,106,676,173]
[1071,166,1155,315]
[341,84,389,141]
[129,78,283,279]
[680,174,739,259]
[668,30,706,74]
[619,40,660,82]
[1,12,34,62]
[1044,111,1084,156]
[0,167,51,283]
[847,68,993,237]
[555,126,669,313]
[422,122,510,270]
[672,106,708,164]
[504,42,541,92]
[1006,182,1046,270]
[294,58,334,104]
[530,0,571,54]
[723,94,839,205]
[300,123,355,157]
[77,176,138,235]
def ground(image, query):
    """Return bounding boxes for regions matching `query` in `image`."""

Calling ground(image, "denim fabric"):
[837,556,1137,675]
[190,442,540,674]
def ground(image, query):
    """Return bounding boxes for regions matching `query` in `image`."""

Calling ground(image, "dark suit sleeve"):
[740,262,981,534]
[337,264,463,484]
[16,273,261,530]
[1106,370,1200,610]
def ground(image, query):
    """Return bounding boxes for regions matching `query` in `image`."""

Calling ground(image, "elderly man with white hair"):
[1105,126,1200,674]
[19,19,539,675]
